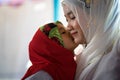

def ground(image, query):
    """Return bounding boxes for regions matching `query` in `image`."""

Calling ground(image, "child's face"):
[57,23,78,51]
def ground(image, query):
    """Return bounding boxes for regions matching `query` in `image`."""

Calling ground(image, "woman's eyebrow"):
[67,11,72,15]
[64,11,72,17]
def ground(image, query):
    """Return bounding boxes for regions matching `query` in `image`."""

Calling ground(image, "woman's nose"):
[66,23,73,31]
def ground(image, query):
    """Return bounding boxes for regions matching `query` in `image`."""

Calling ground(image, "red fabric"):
[22,29,77,80]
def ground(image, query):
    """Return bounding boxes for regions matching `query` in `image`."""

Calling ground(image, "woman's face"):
[57,23,78,51]
[63,5,86,44]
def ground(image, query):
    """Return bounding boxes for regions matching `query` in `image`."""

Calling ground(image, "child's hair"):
[40,21,64,47]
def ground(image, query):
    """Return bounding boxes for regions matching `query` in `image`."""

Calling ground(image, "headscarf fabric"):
[22,22,77,80]
[62,0,120,80]
[40,22,64,46]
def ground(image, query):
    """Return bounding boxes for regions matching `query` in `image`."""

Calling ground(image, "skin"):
[62,5,86,44]
[56,23,78,51]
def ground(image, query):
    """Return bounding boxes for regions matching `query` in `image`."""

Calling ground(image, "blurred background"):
[0,0,67,80]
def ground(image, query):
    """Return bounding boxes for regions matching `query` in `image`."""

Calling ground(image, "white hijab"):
[62,0,120,80]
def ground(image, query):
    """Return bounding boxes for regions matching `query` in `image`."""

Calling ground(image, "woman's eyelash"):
[66,19,68,22]
[71,16,75,19]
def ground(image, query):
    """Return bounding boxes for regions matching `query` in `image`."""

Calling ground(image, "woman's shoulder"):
[92,37,120,80]
[117,37,120,52]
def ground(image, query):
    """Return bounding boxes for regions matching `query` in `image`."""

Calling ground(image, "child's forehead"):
[56,22,65,30]
[39,22,64,46]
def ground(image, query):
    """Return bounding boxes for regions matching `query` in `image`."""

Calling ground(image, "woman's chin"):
[74,39,81,44]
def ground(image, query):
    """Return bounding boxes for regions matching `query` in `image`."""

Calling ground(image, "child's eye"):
[59,27,66,34]
[61,32,66,34]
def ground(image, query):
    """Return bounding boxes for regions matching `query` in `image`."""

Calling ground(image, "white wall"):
[59,0,68,27]
[0,0,53,79]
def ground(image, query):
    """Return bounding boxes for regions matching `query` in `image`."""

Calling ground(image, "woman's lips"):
[70,30,78,36]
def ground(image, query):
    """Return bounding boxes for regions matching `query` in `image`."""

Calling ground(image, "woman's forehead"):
[63,4,72,15]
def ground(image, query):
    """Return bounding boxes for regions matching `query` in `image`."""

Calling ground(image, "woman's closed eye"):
[68,11,76,20]
[71,16,75,20]
[70,13,75,20]
[65,13,76,22]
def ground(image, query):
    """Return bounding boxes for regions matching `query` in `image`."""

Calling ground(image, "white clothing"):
[62,0,120,80]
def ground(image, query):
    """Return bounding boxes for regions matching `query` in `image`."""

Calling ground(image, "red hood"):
[22,28,76,80]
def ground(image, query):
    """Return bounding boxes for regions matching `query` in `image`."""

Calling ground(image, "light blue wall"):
[53,0,60,21]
